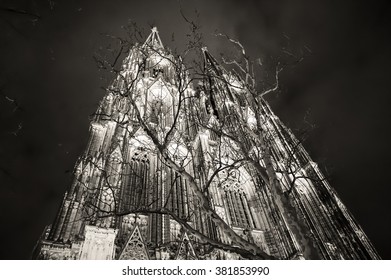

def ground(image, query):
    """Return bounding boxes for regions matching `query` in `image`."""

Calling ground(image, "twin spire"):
[142,27,218,73]
[142,27,214,62]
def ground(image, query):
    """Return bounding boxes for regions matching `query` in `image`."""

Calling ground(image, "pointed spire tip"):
[143,26,164,49]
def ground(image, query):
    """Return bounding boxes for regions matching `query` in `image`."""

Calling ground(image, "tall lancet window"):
[149,99,171,128]
[168,170,189,219]
[222,171,255,229]
[149,100,162,125]
[122,151,150,211]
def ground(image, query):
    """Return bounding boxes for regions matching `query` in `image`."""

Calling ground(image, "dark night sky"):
[0,0,390,259]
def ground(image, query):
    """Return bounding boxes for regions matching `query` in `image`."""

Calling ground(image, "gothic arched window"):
[122,152,150,211]
[149,99,170,128]
[149,100,162,124]
[223,186,255,229]
[165,170,191,220]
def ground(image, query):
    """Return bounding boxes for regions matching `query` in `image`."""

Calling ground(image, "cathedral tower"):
[33,27,380,260]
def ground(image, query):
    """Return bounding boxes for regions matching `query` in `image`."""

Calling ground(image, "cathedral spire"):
[201,46,236,106]
[201,46,221,75]
[142,26,164,50]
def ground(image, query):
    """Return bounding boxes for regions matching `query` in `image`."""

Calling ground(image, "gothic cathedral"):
[33,27,379,260]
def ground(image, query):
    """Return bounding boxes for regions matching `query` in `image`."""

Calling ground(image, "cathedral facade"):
[33,27,379,260]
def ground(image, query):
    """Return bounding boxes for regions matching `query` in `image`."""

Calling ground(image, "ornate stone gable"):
[175,232,197,260]
[118,225,149,260]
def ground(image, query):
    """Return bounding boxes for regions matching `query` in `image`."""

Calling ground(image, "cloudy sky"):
[0,0,390,259]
